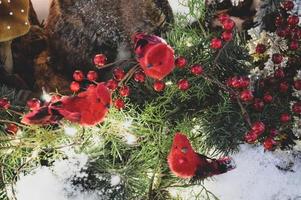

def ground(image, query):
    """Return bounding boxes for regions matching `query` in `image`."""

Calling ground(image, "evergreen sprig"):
[0,0,255,199]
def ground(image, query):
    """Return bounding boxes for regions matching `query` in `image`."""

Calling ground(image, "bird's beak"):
[181,147,188,154]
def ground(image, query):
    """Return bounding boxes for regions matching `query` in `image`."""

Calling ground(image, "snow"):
[168,0,190,16]
[110,175,121,186]
[14,150,123,200]
[170,144,301,200]
[15,144,301,200]
[63,126,78,137]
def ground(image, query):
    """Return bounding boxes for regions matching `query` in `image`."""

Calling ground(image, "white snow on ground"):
[170,144,301,200]
[15,144,301,200]
[14,150,122,200]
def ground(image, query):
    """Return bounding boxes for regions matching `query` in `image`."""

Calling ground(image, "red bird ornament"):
[22,83,112,126]
[133,32,175,80]
[168,133,236,179]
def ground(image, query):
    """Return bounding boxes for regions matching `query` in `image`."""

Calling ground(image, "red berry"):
[253,98,265,112]
[292,102,301,114]
[287,15,299,27]
[106,79,119,91]
[94,54,107,68]
[0,98,10,109]
[191,64,204,76]
[73,70,84,82]
[282,0,294,11]
[263,93,273,103]
[226,76,237,88]
[244,131,258,143]
[5,123,19,135]
[70,81,80,92]
[175,56,188,68]
[27,98,41,110]
[256,44,266,54]
[153,81,166,92]
[279,81,289,93]
[280,113,291,123]
[275,16,284,27]
[221,31,233,41]
[134,71,146,83]
[294,80,301,90]
[263,137,276,151]
[276,28,287,37]
[222,19,235,31]
[252,121,265,135]
[227,76,249,88]
[270,129,278,137]
[218,13,229,23]
[87,71,98,81]
[274,68,285,79]
[177,79,190,91]
[240,77,250,88]
[119,85,130,97]
[211,38,223,49]
[114,98,125,110]
[240,90,254,102]
[113,68,125,81]
[290,40,299,50]
[272,53,283,64]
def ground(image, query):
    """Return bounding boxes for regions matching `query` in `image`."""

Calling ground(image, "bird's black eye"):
[174,146,178,149]
[181,147,188,154]
[96,98,101,103]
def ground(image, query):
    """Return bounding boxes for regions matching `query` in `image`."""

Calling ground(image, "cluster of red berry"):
[0,98,16,134]
[172,57,204,91]
[89,53,204,110]
[210,14,236,49]
[70,70,99,92]
[241,0,301,150]
[0,95,58,135]
[226,76,252,101]
[0,98,19,135]
[276,1,300,49]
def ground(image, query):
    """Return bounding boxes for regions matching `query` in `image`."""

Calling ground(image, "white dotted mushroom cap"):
[0,0,30,42]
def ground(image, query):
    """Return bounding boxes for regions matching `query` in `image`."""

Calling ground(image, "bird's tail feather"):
[215,156,236,174]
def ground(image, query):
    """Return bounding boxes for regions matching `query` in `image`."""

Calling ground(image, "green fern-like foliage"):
[0,1,257,199]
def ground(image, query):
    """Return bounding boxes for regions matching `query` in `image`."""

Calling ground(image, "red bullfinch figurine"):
[22,83,111,126]
[168,133,236,179]
[133,32,175,80]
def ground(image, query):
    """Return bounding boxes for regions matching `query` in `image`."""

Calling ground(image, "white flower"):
[266,33,288,56]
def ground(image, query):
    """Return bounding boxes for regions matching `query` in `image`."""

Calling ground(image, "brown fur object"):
[45,0,174,76]
[33,50,70,94]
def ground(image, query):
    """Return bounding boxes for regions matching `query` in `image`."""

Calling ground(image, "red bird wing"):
[21,106,63,125]
[58,88,109,126]
[79,103,108,126]
[96,83,112,106]
[194,154,236,179]
[53,96,84,123]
